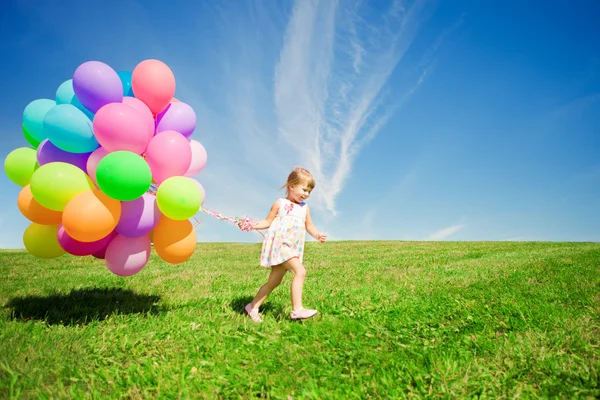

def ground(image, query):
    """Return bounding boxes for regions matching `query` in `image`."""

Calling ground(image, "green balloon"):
[156,176,202,220]
[4,147,39,186]
[96,151,152,201]
[22,124,41,149]
[30,162,94,211]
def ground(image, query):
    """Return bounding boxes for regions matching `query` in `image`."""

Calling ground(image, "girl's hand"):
[317,233,327,243]
[238,219,254,231]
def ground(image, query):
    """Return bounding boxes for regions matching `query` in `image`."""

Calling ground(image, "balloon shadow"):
[6,288,164,326]
[230,296,286,320]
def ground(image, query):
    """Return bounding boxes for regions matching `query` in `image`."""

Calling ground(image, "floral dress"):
[260,198,307,268]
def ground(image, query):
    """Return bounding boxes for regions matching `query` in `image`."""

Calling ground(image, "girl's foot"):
[245,303,262,323]
[290,308,318,320]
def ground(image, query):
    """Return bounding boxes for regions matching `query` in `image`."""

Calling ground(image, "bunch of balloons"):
[3,59,208,276]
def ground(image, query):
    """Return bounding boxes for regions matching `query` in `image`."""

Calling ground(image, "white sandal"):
[245,303,262,323]
[290,308,318,320]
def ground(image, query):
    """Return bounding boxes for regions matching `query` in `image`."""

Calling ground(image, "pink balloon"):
[188,178,205,206]
[105,234,151,276]
[57,225,115,256]
[86,146,109,186]
[122,97,155,143]
[93,103,151,154]
[131,59,176,115]
[145,130,192,184]
[92,246,108,259]
[184,140,207,177]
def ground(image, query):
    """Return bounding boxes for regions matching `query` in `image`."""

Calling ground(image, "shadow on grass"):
[5,288,164,326]
[230,296,286,320]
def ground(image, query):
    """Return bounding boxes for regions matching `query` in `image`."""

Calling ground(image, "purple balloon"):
[73,61,123,114]
[37,139,91,172]
[116,193,161,237]
[57,226,116,256]
[155,102,197,138]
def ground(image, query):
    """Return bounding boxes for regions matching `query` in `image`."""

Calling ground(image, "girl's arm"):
[305,206,327,242]
[250,201,280,230]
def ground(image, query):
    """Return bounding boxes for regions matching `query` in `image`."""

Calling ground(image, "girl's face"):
[288,180,312,203]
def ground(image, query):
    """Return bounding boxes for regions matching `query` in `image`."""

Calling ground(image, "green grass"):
[1,241,599,398]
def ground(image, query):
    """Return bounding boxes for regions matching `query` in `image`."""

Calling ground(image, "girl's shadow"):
[230,296,286,320]
[5,288,164,326]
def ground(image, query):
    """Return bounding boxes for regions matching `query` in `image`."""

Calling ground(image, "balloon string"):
[147,184,264,238]
[197,208,265,238]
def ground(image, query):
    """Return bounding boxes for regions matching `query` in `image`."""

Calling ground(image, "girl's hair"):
[281,167,315,194]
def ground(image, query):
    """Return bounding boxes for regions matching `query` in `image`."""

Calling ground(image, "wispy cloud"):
[428,224,465,240]
[273,0,440,215]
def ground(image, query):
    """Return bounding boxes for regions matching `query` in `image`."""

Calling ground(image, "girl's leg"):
[282,257,307,311]
[249,264,287,310]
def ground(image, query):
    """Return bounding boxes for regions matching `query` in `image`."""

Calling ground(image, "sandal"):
[290,308,318,320]
[245,303,262,323]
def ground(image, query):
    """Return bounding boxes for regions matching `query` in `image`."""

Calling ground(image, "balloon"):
[86,147,109,186]
[29,162,94,211]
[92,238,114,259]
[55,79,95,120]
[155,102,196,138]
[188,178,206,206]
[57,225,115,256]
[156,176,202,220]
[22,99,55,144]
[23,223,65,259]
[116,193,161,237]
[117,71,134,96]
[4,147,39,186]
[92,247,108,260]
[131,59,176,115]
[73,61,123,113]
[62,188,121,242]
[93,102,151,154]
[96,151,152,201]
[184,140,207,177]
[43,104,99,154]
[145,130,192,184]
[17,184,62,225]
[153,216,196,264]
[36,139,91,171]
[122,96,154,141]
[105,234,151,276]
[22,124,41,149]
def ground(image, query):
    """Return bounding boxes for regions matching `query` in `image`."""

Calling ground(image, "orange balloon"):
[171,97,180,102]
[62,188,121,242]
[17,185,62,225]
[153,215,196,264]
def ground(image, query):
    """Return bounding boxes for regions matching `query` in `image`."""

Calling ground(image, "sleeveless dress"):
[260,198,307,268]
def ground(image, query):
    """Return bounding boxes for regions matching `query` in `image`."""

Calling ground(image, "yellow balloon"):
[29,162,94,211]
[4,147,38,187]
[23,224,66,259]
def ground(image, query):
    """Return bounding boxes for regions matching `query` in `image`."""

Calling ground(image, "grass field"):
[1,241,599,398]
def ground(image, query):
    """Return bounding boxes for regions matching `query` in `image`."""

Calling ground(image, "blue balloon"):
[56,79,95,120]
[43,104,99,154]
[23,99,56,144]
[117,71,134,97]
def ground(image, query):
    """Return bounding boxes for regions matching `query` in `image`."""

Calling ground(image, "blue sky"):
[1,0,599,248]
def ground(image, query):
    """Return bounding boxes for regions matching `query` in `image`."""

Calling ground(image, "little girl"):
[240,167,327,322]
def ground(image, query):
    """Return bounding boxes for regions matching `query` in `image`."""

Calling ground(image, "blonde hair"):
[280,167,315,195]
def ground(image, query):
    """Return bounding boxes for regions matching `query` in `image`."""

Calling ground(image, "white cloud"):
[428,224,465,240]
[273,0,438,215]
